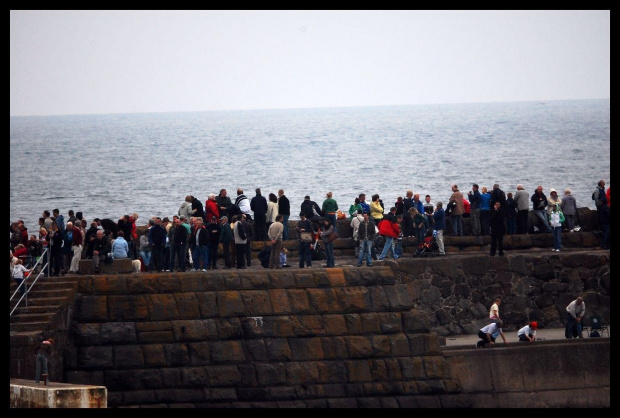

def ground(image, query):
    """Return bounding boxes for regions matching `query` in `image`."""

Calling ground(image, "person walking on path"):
[34,337,54,384]
[489,298,502,321]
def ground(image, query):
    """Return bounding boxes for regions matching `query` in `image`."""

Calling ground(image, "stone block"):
[79,258,133,275]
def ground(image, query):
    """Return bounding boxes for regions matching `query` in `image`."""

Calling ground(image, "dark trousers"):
[298,241,312,267]
[490,230,505,255]
[221,241,231,267]
[51,251,64,275]
[244,240,252,266]
[208,242,219,268]
[171,244,186,271]
[151,245,164,272]
[566,316,583,338]
[236,243,246,268]
[254,214,267,241]
[517,210,529,234]
[480,211,490,235]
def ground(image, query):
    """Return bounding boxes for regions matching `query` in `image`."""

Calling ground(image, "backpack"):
[589,330,601,338]
[311,243,326,261]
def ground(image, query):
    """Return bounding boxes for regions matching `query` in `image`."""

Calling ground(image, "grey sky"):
[10,10,610,117]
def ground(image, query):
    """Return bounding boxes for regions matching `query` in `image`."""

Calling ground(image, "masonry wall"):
[63,250,610,407]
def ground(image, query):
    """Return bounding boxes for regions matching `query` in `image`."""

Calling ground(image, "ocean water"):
[10,99,610,231]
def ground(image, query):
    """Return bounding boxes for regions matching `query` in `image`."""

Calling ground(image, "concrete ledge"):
[10,379,107,408]
[79,258,133,275]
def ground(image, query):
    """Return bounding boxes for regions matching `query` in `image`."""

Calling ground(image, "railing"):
[10,247,50,317]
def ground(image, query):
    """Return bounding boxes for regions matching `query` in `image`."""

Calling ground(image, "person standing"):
[468,184,481,236]
[268,214,284,269]
[531,186,552,233]
[49,222,64,276]
[358,193,371,215]
[370,194,384,226]
[490,183,507,209]
[297,212,314,268]
[218,216,233,269]
[250,188,268,241]
[548,204,565,251]
[514,184,530,234]
[449,184,465,236]
[190,195,205,221]
[215,189,233,223]
[479,186,492,235]
[233,214,248,269]
[190,218,209,271]
[377,215,400,261]
[266,193,279,230]
[277,189,290,240]
[592,179,609,249]
[68,221,83,274]
[565,297,585,338]
[547,188,562,223]
[34,337,54,384]
[178,195,196,220]
[235,188,253,221]
[348,197,363,219]
[350,210,364,257]
[489,201,506,256]
[205,216,221,269]
[240,215,254,267]
[149,217,167,272]
[171,218,188,272]
[504,192,518,235]
[320,218,336,268]
[561,188,578,232]
[489,298,502,321]
[517,321,538,342]
[12,258,29,296]
[432,202,446,256]
[356,212,376,267]
[61,222,73,274]
[300,195,323,221]
[52,209,65,233]
[204,193,220,224]
[322,191,339,233]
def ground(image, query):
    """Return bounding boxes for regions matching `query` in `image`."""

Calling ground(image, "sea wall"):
[63,250,610,407]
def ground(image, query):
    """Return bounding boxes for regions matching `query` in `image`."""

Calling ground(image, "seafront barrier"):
[51,249,611,407]
[9,208,609,407]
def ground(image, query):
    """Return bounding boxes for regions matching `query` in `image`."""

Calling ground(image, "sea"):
[10,99,610,231]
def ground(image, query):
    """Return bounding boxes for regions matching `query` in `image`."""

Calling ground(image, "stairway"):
[9,275,79,380]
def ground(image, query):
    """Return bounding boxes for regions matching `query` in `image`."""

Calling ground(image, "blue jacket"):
[112,236,129,258]
[433,208,445,231]
[468,190,481,210]
[480,193,492,211]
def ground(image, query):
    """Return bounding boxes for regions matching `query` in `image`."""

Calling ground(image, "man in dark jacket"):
[250,188,268,241]
[530,186,552,232]
[191,195,205,221]
[171,218,188,272]
[277,189,291,240]
[240,214,254,267]
[489,201,507,256]
[218,216,233,269]
[205,216,221,269]
[149,218,167,272]
[91,229,111,273]
[215,189,233,223]
[300,195,323,221]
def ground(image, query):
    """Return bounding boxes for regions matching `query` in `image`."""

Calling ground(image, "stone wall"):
[63,250,610,407]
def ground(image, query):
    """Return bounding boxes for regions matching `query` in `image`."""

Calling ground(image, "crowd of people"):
[10,181,610,277]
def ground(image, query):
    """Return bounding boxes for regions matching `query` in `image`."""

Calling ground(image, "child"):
[517,321,538,342]
[548,203,565,252]
[280,247,290,267]
[12,258,29,296]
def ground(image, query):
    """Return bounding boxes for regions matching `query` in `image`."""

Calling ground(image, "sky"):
[10,10,610,117]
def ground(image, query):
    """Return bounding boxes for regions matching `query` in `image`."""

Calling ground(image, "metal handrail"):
[10,247,50,317]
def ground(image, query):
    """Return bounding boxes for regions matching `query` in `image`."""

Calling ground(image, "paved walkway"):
[442,326,610,348]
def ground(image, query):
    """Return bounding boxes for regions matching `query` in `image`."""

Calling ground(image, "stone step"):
[10,312,56,324]
[9,288,76,298]
[10,321,51,333]
[11,305,62,315]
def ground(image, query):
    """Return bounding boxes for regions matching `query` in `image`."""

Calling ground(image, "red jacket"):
[378,219,399,238]
[204,199,220,221]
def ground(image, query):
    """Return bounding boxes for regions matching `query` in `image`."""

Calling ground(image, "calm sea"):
[10,99,610,231]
